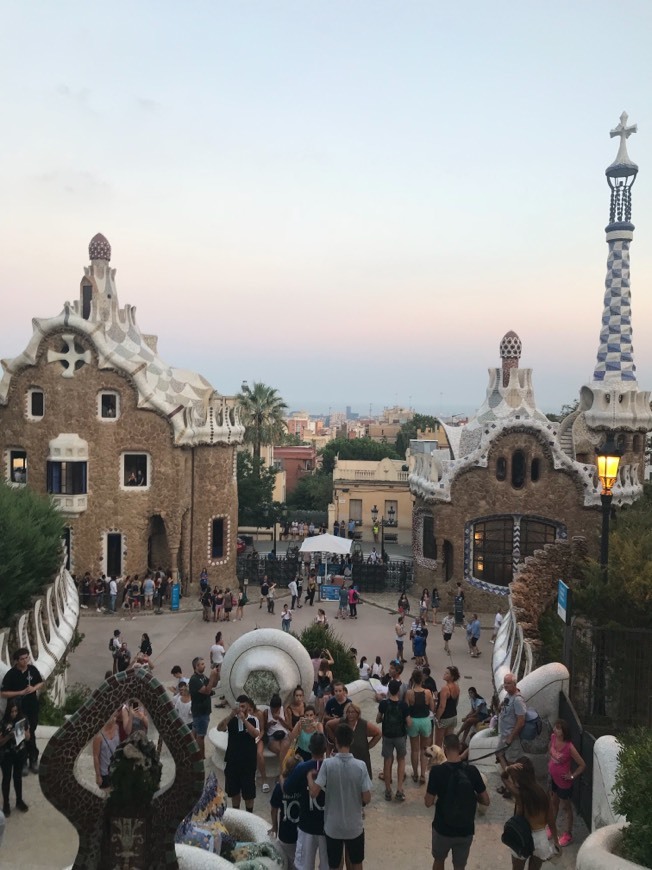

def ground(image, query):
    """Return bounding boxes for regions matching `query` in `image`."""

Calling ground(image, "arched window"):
[496,457,507,481]
[512,450,526,488]
[521,519,556,557]
[531,458,540,482]
[472,519,513,587]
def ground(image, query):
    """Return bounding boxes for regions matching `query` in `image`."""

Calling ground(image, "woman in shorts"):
[502,761,559,867]
[548,719,585,847]
[223,588,233,622]
[434,665,460,747]
[406,669,434,783]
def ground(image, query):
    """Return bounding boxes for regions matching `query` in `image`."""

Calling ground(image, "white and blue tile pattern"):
[593,239,637,382]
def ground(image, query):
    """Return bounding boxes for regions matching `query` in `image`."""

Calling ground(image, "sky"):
[2,1,652,418]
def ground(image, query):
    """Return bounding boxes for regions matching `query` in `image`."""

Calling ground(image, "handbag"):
[501,814,534,858]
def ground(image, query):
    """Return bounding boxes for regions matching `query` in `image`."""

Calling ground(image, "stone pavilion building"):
[410,113,652,606]
[0,234,244,585]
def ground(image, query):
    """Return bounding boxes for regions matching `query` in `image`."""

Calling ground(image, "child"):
[441,612,455,654]
[281,604,293,632]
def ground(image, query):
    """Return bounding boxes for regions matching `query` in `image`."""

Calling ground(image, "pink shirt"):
[548,733,572,788]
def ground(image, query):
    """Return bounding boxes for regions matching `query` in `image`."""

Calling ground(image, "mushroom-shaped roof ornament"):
[499,330,522,361]
[88,233,111,262]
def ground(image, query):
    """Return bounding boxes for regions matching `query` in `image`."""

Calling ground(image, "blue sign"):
[557,580,569,624]
[320,584,341,602]
[170,583,180,611]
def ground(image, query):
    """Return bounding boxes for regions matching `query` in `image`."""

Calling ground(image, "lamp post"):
[262,503,278,557]
[596,439,621,581]
[370,504,386,562]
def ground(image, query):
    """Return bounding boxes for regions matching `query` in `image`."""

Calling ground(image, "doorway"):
[107,533,122,577]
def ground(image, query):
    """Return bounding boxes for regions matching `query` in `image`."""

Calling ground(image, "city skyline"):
[2,3,652,415]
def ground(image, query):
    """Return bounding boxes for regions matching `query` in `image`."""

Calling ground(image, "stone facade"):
[412,424,601,611]
[0,234,244,586]
[329,456,411,545]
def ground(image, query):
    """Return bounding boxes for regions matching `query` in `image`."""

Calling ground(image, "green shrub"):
[0,482,64,625]
[296,624,359,685]
[38,692,65,727]
[613,727,652,866]
[38,682,92,727]
[537,607,564,666]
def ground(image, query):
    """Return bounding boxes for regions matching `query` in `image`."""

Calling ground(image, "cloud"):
[55,84,94,114]
[32,170,112,198]
[136,97,161,113]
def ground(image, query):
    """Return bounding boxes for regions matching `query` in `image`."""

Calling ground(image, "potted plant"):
[612,728,652,867]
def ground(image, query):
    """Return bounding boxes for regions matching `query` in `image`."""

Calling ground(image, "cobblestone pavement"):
[0,586,587,868]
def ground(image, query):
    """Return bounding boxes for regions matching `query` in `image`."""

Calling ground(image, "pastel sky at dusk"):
[2,1,652,417]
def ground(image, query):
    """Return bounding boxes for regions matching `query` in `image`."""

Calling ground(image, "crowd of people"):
[0,562,587,869]
[75,568,176,613]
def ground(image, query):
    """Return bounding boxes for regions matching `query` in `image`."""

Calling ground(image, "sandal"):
[385,789,392,801]
[395,791,405,801]
[419,775,426,784]
[412,773,419,782]
[496,785,508,796]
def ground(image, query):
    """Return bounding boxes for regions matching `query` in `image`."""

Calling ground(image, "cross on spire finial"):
[609,111,637,170]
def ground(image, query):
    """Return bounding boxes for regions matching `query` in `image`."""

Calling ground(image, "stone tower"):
[559,113,652,503]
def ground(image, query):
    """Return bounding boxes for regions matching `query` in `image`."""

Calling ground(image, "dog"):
[424,743,446,768]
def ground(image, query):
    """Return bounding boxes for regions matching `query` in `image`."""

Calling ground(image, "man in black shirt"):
[218,695,260,811]
[1,648,44,773]
[425,734,489,870]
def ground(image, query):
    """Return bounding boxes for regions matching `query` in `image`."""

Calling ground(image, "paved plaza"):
[1,587,586,868]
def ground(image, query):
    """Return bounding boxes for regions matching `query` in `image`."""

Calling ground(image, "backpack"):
[382,701,406,738]
[521,709,543,741]
[501,814,534,858]
[108,637,114,651]
[439,763,479,830]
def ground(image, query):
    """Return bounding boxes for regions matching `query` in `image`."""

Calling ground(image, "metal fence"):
[236,554,414,593]
[558,690,595,830]
[567,622,652,735]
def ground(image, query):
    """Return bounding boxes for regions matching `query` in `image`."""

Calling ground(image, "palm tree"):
[237,381,288,466]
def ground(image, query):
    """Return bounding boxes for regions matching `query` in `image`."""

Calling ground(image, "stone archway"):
[147,514,171,572]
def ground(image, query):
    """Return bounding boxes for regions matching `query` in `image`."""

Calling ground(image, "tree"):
[237,382,288,467]
[279,432,307,447]
[394,414,440,457]
[288,472,333,511]
[319,437,400,475]
[0,483,64,626]
[572,485,652,627]
[236,453,277,526]
[546,399,580,423]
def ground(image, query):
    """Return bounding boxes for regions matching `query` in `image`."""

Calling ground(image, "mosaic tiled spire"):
[592,112,638,383]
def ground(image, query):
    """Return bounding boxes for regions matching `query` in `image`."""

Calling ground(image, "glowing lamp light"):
[596,440,621,494]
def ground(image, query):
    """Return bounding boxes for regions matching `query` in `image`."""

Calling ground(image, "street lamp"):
[370,504,386,561]
[596,438,621,580]
[262,503,277,557]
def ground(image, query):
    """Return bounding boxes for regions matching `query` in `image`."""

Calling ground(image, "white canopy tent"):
[299,533,352,581]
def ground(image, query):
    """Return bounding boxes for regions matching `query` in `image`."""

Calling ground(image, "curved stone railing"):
[0,560,80,706]
[492,600,535,689]
[468,601,566,773]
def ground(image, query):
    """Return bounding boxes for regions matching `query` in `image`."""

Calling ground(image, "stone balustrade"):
[0,559,80,706]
